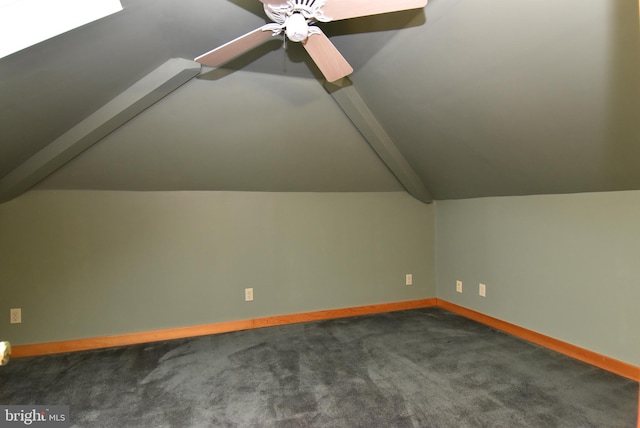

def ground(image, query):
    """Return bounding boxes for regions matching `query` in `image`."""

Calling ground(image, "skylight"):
[0,0,122,59]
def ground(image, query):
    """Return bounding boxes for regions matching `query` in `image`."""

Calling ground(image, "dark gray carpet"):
[1,308,638,427]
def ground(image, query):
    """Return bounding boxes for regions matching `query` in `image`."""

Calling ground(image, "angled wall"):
[3,187,638,370]
[0,190,435,346]
[435,190,640,366]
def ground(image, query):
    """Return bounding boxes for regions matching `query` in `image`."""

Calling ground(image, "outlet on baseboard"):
[456,280,463,293]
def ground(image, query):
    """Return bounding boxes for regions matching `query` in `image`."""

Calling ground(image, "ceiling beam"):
[0,58,201,204]
[325,78,433,204]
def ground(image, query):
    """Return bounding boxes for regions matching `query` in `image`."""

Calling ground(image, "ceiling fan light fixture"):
[285,13,309,42]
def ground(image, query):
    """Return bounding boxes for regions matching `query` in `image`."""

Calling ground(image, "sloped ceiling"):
[1,0,639,202]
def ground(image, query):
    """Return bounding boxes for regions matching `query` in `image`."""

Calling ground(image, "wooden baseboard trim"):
[11,298,437,358]
[10,297,639,383]
[437,299,640,382]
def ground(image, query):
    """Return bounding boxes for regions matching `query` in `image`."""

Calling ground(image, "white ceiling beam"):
[0,58,201,204]
[326,78,433,204]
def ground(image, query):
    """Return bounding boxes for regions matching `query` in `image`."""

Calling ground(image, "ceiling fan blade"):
[195,26,276,67]
[302,29,353,82]
[322,0,428,21]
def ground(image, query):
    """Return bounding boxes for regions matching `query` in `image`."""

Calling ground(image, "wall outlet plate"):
[479,283,486,297]
[456,280,463,293]
[10,308,21,324]
[405,274,413,286]
[244,288,254,302]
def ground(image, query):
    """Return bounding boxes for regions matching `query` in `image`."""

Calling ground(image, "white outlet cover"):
[244,288,254,302]
[456,280,463,293]
[405,274,413,286]
[479,283,486,297]
[10,308,21,324]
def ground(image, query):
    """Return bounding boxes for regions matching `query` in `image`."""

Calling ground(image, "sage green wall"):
[435,191,640,366]
[0,190,435,345]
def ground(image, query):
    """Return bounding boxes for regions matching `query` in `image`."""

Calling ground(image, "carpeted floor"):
[1,308,638,427]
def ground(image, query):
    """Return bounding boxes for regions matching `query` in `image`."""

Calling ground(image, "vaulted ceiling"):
[1,0,639,204]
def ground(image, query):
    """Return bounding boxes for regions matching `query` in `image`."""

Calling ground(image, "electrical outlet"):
[456,280,463,293]
[479,283,486,297]
[405,274,413,286]
[244,288,254,302]
[10,308,21,324]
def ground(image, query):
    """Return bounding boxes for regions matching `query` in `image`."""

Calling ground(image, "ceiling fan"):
[195,0,428,82]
